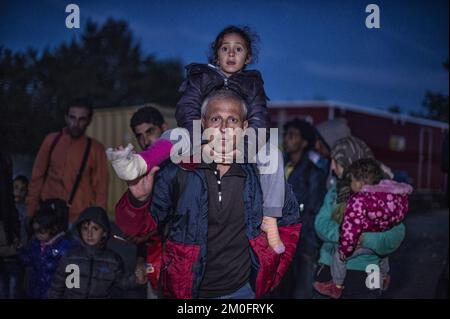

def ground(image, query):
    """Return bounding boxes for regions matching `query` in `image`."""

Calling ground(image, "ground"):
[109,206,449,299]
[383,207,448,298]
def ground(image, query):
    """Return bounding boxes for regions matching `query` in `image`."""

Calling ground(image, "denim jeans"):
[212,283,255,299]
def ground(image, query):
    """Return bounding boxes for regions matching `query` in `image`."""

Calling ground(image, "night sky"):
[1,0,448,115]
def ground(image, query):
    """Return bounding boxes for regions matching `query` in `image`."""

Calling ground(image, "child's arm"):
[175,72,204,137]
[113,256,145,291]
[338,195,364,258]
[48,255,69,299]
[246,75,270,132]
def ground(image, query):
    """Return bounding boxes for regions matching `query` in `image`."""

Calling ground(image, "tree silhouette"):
[410,59,449,123]
[1,18,184,155]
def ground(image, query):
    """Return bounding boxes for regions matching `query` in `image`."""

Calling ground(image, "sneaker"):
[313,280,343,299]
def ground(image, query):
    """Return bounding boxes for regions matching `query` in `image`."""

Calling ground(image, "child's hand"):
[339,251,347,261]
[135,263,147,285]
[356,234,365,249]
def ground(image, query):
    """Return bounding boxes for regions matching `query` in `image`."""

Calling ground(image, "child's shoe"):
[106,144,148,181]
[261,216,285,254]
[313,280,344,299]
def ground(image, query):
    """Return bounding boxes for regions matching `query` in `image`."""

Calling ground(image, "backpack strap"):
[43,132,63,184]
[67,138,92,206]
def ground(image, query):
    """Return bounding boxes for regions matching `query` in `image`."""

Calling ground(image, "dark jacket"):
[175,63,270,136]
[48,207,137,299]
[0,152,20,254]
[116,163,302,299]
[286,153,328,255]
[20,233,72,299]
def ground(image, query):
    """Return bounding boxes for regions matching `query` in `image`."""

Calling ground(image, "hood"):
[362,179,413,195]
[73,207,111,249]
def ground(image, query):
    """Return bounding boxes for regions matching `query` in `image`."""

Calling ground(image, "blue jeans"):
[212,283,255,299]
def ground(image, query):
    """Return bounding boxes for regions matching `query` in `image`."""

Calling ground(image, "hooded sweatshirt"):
[48,207,137,298]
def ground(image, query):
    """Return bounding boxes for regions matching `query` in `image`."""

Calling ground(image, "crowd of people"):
[0,25,416,299]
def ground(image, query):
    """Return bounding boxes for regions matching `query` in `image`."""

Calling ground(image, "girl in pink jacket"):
[314,158,412,298]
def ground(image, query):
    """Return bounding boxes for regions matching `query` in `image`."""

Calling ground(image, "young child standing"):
[20,207,72,299]
[48,207,146,298]
[107,26,286,254]
[313,158,412,298]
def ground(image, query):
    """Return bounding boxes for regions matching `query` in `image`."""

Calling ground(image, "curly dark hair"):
[283,118,316,151]
[29,206,60,238]
[347,158,384,185]
[130,106,165,131]
[208,25,260,66]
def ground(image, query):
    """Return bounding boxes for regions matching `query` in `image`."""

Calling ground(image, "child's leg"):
[330,249,347,287]
[379,256,390,290]
[258,147,285,254]
[379,256,390,277]
[313,248,345,298]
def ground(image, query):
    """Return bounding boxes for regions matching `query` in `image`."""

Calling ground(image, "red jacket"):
[116,163,301,299]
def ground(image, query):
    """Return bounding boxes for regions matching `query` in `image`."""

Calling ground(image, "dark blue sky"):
[1,0,448,115]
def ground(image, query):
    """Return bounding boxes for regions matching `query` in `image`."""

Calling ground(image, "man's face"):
[202,98,248,153]
[80,220,106,246]
[283,127,307,155]
[13,180,27,203]
[133,122,164,150]
[65,106,91,138]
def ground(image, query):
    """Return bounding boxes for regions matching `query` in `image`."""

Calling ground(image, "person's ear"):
[243,120,249,130]
[201,117,206,130]
[245,55,252,65]
[161,122,169,132]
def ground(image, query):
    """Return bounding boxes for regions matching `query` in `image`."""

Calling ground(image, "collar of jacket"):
[40,231,65,248]
[185,63,262,100]
[197,161,246,178]
[62,127,87,141]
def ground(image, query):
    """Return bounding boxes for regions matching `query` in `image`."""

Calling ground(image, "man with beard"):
[27,99,108,224]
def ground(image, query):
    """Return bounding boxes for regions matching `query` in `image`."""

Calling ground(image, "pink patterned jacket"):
[339,180,413,258]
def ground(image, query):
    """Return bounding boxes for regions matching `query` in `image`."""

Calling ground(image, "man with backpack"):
[26,99,108,224]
